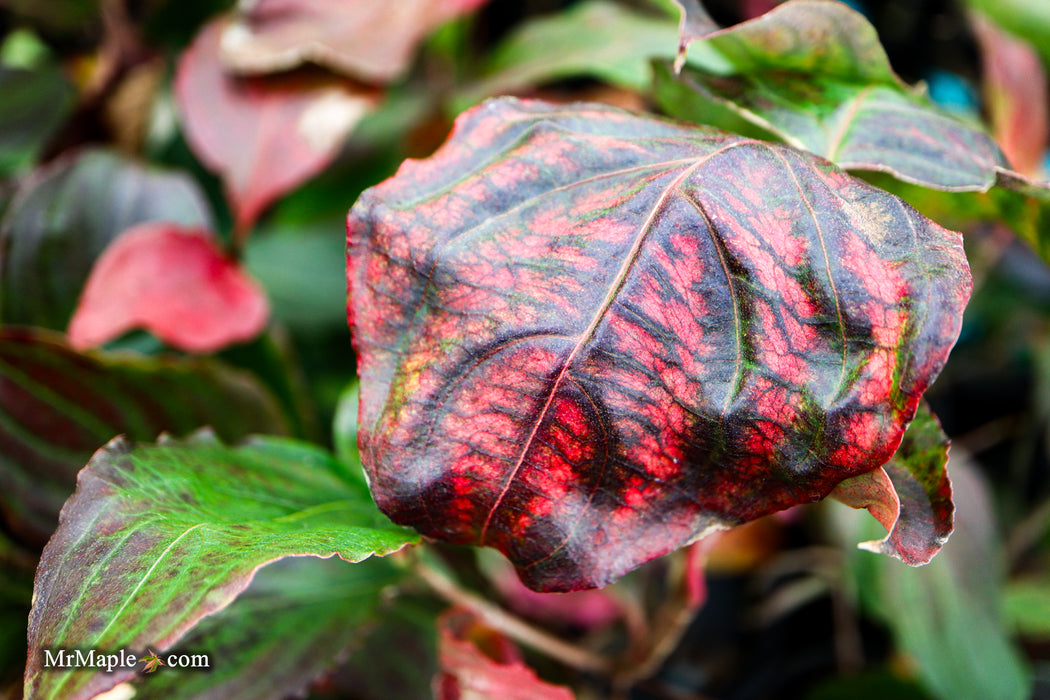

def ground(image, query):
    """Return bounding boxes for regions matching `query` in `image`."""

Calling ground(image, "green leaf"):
[331,594,442,700]
[243,224,348,336]
[332,382,367,487]
[654,0,1004,191]
[0,328,290,545]
[1003,578,1050,639]
[863,170,1050,263]
[0,64,75,175]
[24,434,419,700]
[0,529,34,693]
[454,1,728,111]
[654,0,1050,261]
[132,556,404,700]
[0,148,213,330]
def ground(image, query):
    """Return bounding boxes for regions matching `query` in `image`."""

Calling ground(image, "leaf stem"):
[612,541,708,690]
[414,558,613,675]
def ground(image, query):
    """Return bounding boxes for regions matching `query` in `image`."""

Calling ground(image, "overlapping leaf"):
[655,0,1050,258]
[657,0,1005,190]
[453,1,697,111]
[220,0,488,82]
[68,223,269,353]
[0,329,289,544]
[347,97,971,591]
[24,434,418,700]
[972,12,1048,178]
[0,149,213,330]
[176,18,377,234]
[831,403,953,565]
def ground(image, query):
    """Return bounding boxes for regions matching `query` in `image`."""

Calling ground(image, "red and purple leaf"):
[176,18,376,234]
[831,403,953,565]
[434,608,575,700]
[220,0,489,83]
[68,223,269,353]
[347,98,970,592]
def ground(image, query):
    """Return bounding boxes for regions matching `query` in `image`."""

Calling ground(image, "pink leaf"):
[220,0,490,83]
[434,609,575,700]
[972,12,1049,178]
[175,17,377,233]
[68,223,269,353]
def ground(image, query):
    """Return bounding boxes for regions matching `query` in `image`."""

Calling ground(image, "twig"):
[414,559,613,675]
[612,541,709,690]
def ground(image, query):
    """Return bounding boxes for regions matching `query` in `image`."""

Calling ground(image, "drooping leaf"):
[453,1,726,112]
[219,0,488,83]
[0,149,213,330]
[0,64,75,175]
[830,403,953,565]
[0,328,289,544]
[972,12,1048,178]
[347,97,971,592]
[175,17,377,234]
[131,556,404,700]
[434,608,575,700]
[68,223,269,353]
[654,0,1006,191]
[838,454,1031,700]
[23,434,418,700]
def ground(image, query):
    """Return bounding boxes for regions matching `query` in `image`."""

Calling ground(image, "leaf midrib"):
[478,140,754,543]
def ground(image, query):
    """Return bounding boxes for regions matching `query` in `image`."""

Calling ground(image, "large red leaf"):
[220,0,489,83]
[347,98,971,592]
[68,223,269,353]
[176,18,376,233]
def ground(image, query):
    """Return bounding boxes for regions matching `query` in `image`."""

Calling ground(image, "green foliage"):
[3,0,1050,698]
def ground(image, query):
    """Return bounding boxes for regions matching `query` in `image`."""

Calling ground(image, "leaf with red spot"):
[176,17,377,234]
[68,223,269,353]
[434,608,575,700]
[347,97,971,592]
[220,0,489,83]
[830,403,953,565]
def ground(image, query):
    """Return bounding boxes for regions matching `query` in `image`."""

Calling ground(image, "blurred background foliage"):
[2,0,1050,698]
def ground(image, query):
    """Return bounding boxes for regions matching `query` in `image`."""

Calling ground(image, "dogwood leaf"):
[347,98,970,591]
